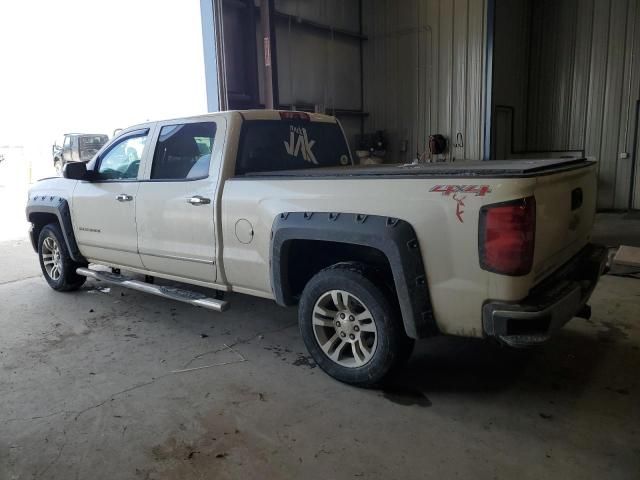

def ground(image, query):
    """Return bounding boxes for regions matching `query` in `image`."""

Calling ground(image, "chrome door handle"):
[116,194,133,202]
[188,195,211,206]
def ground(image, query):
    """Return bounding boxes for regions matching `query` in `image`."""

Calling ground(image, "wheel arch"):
[26,196,85,263]
[270,212,436,339]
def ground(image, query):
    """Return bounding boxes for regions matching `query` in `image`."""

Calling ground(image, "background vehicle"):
[52,133,108,175]
[27,110,606,386]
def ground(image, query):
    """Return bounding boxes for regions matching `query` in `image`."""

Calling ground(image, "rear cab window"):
[235,117,351,175]
[79,135,108,161]
[79,135,108,148]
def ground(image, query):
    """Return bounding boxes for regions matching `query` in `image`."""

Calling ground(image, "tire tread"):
[298,261,414,387]
[38,223,86,292]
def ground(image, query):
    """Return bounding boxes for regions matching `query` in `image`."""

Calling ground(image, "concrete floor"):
[1,230,639,479]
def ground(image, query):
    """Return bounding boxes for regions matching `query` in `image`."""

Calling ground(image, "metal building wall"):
[272,0,363,145]
[274,0,361,109]
[526,0,640,209]
[491,0,531,157]
[362,0,488,163]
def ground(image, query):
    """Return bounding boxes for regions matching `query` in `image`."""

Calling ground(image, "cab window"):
[96,133,147,181]
[150,122,217,180]
[235,120,352,175]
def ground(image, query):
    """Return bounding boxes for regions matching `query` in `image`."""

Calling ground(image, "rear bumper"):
[482,244,608,347]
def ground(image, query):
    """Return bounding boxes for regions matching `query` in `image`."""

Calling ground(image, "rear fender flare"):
[270,212,436,339]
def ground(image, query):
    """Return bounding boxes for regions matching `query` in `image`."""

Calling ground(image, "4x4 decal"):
[429,185,492,197]
[430,185,492,223]
[452,194,466,223]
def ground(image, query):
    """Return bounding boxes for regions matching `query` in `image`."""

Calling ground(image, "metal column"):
[260,0,279,109]
[200,0,228,112]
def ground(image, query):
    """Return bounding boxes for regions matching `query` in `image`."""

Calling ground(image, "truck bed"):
[242,158,593,179]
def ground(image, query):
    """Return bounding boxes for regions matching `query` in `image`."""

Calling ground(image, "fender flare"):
[270,212,436,339]
[26,195,85,263]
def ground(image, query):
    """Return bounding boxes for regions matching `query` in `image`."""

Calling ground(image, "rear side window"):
[79,135,108,147]
[151,122,216,180]
[235,120,351,175]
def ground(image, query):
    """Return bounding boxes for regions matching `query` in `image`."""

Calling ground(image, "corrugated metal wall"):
[221,0,639,208]
[223,0,362,140]
[274,0,360,108]
[362,0,488,163]
[271,0,363,145]
[491,0,530,155]
[526,0,640,209]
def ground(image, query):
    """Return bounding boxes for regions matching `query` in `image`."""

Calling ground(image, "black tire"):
[298,262,414,387]
[37,223,87,291]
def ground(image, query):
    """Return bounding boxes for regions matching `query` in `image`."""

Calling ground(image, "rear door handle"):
[188,195,211,206]
[116,194,133,202]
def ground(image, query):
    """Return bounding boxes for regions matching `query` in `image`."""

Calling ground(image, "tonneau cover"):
[242,158,593,179]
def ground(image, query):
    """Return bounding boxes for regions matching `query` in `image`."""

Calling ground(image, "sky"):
[0,0,209,172]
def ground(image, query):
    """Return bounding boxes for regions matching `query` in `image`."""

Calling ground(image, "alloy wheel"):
[312,289,378,368]
[41,236,62,281]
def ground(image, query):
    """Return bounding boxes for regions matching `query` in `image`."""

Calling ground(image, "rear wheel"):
[38,223,86,291]
[299,263,414,387]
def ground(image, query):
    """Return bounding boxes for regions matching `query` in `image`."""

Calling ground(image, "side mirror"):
[63,161,88,180]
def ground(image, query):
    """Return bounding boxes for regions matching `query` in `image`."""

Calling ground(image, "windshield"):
[235,120,351,175]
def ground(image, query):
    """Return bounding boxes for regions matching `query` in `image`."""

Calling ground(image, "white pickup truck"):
[26,110,607,386]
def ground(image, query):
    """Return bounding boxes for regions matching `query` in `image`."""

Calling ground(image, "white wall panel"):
[275,0,360,32]
[631,5,640,209]
[362,0,487,163]
[617,0,640,208]
[491,0,531,154]
[599,0,629,208]
[569,0,594,149]
[526,0,640,209]
[276,23,361,110]
[249,0,363,146]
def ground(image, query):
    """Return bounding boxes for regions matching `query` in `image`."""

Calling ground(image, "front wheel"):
[38,223,86,291]
[298,263,413,387]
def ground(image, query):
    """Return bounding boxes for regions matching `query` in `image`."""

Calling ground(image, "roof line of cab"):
[119,109,337,135]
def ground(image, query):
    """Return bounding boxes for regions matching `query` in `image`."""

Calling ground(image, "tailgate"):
[532,162,598,283]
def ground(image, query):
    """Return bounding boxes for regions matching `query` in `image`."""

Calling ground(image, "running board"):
[76,267,229,312]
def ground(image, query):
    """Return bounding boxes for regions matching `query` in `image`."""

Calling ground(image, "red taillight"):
[479,196,536,276]
[279,111,310,121]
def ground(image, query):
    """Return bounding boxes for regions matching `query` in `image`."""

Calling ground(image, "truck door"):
[72,128,152,269]
[135,118,224,283]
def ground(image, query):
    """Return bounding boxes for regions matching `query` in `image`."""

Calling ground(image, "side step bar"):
[76,267,229,312]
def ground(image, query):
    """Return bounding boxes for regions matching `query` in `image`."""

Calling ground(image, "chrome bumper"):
[482,244,608,347]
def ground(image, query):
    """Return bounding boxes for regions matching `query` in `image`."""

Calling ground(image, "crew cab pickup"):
[26,110,607,386]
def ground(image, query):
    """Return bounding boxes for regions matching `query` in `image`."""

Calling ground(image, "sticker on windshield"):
[284,126,317,164]
[340,155,349,165]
